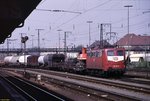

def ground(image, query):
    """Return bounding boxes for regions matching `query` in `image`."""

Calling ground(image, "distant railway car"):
[18,55,39,67]
[130,53,150,63]
[38,54,53,67]
[38,54,65,69]
[75,47,87,71]
[86,48,126,76]
[27,55,39,67]
[63,58,78,71]
[49,54,65,69]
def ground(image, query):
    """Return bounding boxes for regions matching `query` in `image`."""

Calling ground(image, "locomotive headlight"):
[113,65,119,68]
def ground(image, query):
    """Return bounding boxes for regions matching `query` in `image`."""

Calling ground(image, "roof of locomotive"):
[87,47,125,52]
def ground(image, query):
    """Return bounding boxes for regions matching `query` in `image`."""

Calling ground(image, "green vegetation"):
[127,61,150,69]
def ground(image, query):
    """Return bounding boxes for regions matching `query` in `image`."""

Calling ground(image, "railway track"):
[3,68,150,101]
[30,69,150,94]
[0,71,70,101]
[115,76,150,85]
[125,70,150,79]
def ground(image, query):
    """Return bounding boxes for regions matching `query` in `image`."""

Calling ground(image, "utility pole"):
[21,36,28,74]
[9,39,17,49]
[57,29,62,53]
[20,33,23,50]
[87,21,93,47]
[99,23,111,48]
[124,5,133,36]
[124,5,133,65]
[64,32,67,57]
[36,29,44,55]
[7,38,17,55]
[105,32,117,45]
[100,24,103,48]
[42,38,45,48]
[31,35,34,48]
[64,31,71,57]
[7,38,9,56]
[143,34,148,68]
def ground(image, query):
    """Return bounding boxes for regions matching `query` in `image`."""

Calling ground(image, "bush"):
[137,61,150,68]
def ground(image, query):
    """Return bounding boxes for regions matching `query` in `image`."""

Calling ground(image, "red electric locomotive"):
[86,47,126,76]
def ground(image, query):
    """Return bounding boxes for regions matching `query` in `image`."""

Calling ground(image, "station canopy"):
[0,0,41,44]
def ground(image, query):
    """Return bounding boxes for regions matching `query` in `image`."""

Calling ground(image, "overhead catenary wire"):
[8,0,150,48]
[42,0,113,34]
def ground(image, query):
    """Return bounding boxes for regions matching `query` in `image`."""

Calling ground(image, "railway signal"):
[21,36,28,43]
[21,36,29,74]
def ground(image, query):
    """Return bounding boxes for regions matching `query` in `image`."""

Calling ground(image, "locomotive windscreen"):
[117,50,124,56]
[107,50,115,56]
[107,50,124,56]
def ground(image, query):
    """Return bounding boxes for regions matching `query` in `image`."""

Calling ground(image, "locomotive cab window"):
[107,50,114,56]
[117,50,124,56]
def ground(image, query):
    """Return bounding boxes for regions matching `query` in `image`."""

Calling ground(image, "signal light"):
[21,36,29,43]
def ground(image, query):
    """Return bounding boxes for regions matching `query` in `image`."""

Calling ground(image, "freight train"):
[2,47,126,76]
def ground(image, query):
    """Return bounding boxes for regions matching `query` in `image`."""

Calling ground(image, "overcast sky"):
[1,0,150,49]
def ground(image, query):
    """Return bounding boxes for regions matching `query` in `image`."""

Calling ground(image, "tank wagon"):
[4,55,39,67]
[4,56,13,65]
[38,55,45,66]
[9,56,20,66]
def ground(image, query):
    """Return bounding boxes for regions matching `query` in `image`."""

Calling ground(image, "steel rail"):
[14,76,65,101]
[30,68,150,94]
[6,69,141,101]
[0,71,65,101]
[3,68,150,101]
[0,73,37,101]
[42,75,141,101]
